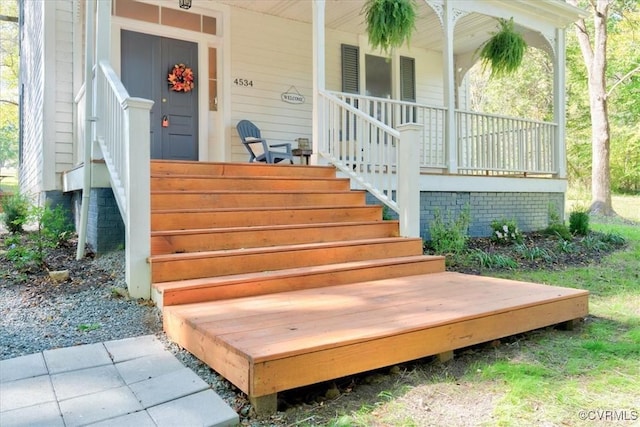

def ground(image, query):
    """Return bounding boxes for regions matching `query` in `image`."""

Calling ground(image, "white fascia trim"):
[419,174,567,193]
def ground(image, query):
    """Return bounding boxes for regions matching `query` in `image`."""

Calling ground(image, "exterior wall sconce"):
[179,0,192,10]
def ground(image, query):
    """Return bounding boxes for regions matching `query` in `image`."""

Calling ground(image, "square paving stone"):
[103,335,165,363]
[115,352,184,385]
[147,389,239,427]
[0,401,64,427]
[51,364,125,401]
[0,353,48,383]
[0,375,56,412]
[43,343,112,374]
[129,367,208,408]
[59,385,143,427]
[85,409,156,427]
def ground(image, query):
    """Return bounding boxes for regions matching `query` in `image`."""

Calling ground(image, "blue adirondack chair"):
[236,120,293,164]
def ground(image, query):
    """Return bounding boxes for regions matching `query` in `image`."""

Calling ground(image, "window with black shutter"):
[341,44,359,94]
[400,56,416,102]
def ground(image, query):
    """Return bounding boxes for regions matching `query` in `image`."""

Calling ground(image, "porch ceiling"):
[214,0,583,55]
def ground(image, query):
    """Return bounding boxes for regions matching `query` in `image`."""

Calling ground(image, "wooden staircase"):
[150,160,445,307]
[150,160,589,414]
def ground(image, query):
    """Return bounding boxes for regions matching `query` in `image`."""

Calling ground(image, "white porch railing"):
[326,91,558,176]
[456,110,558,176]
[319,91,421,237]
[328,91,447,168]
[95,60,153,299]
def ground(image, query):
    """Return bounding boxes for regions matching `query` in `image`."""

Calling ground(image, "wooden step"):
[151,175,350,191]
[151,205,383,231]
[151,190,366,210]
[150,237,424,283]
[152,255,446,306]
[151,160,336,178]
[151,220,400,255]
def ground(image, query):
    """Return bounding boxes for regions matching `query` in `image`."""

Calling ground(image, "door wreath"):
[168,63,195,92]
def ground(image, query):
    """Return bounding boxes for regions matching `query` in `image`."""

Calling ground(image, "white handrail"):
[319,91,421,237]
[319,91,400,212]
[95,60,153,299]
[327,91,447,168]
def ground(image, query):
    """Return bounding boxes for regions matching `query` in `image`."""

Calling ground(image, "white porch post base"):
[397,123,421,238]
[123,98,153,299]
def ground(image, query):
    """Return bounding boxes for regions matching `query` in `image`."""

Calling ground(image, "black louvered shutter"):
[341,44,360,94]
[400,56,416,102]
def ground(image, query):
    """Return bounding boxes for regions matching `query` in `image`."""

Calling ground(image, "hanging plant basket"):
[363,0,417,54]
[479,18,527,78]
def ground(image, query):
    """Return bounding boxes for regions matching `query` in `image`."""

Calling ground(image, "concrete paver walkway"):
[0,335,238,426]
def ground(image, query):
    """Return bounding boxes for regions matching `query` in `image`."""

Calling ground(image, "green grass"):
[0,174,18,194]
[320,197,640,427]
[465,219,640,425]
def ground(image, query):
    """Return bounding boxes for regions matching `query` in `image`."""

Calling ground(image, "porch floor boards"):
[163,271,588,401]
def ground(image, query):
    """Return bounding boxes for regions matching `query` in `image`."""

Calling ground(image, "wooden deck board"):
[164,272,588,397]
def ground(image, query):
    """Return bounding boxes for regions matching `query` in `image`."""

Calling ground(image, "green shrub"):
[599,232,626,246]
[544,222,572,241]
[515,244,552,262]
[473,249,518,269]
[569,209,590,236]
[490,218,522,244]
[428,206,471,255]
[40,204,73,245]
[1,192,30,233]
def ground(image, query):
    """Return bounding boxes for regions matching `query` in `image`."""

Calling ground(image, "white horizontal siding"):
[229,7,313,162]
[228,7,448,163]
[20,0,45,197]
[53,1,76,185]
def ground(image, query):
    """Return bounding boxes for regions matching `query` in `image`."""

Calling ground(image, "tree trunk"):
[567,0,615,215]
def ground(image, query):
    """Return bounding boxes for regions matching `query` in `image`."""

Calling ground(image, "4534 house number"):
[234,78,253,87]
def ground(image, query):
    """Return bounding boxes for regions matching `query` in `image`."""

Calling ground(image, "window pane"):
[161,7,200,32]
[203,16,217,35]
[365,54,391,98]
[114,0,159,23]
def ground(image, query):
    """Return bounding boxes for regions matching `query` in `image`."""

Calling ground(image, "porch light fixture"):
[179,0,192,10]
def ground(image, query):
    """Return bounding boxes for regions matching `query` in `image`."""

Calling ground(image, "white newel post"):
[123,98,153,299]
[397,123,421,238]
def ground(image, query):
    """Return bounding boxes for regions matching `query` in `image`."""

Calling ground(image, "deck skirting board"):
[249,294,587,396]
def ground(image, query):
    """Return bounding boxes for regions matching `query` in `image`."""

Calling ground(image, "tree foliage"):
[469,2,639,196]
[0,0,19,170]
[566,1,639,195]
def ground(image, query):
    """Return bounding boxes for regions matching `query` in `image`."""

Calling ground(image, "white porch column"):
[442,1,458,173]
[553,28,567,179]
[312,0,325,165]
[397,123,422,238]
[93,0,111,159]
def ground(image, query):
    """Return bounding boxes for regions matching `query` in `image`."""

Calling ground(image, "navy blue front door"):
[121,30,198,160]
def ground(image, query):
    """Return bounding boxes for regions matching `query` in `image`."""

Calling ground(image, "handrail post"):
[123,97,153,299]
[397,123,421,238]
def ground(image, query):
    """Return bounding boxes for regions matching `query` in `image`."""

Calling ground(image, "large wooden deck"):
[163,271,588,412]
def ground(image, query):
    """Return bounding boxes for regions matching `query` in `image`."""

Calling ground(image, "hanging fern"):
[479,18,527,78]
[363,0,417,54]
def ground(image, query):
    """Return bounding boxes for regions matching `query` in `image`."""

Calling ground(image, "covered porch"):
[70,0,583,297]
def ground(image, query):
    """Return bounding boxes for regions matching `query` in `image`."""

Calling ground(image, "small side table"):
[291,149,312,165]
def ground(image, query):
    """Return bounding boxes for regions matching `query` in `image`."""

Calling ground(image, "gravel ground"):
[0,233,254,421]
